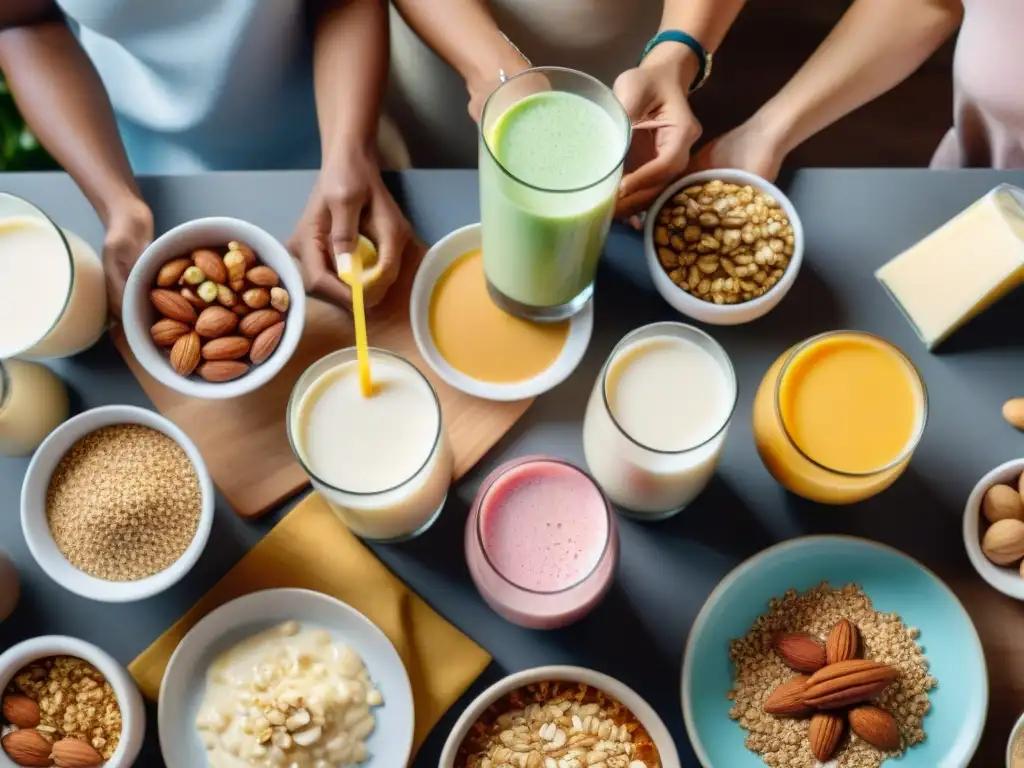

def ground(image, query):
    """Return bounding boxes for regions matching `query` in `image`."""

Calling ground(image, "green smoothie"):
[480,88,627,316]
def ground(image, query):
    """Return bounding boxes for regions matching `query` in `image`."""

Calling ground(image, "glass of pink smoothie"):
[465,456,618,629]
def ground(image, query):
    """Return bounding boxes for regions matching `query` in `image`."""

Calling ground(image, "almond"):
[825,619,860,665]
[239,308,282,338]
[232,304,251,316]
[808,712,844,762]
[198,360,250,383]
[50,737,103,767]
[250,321,284,365]
[2,694,41,728]
[192,248,228,284]
[228,240,257,268]
[246,265,280,287]
[202,336,251,361]
[150,318,190,347]
[180,287,210,311]
[217,284,239,308]
[170,331,201,376]
[195,306,239,339]
[156,257,192,288]
[773,632,826,673]
[1,729,53,766]
[242,287,270,309]
[1003,398,1024,430]
[981,518,1024,565]
[848,705,901,751]
[762,675,811,716]
[150,288,197,324]
[270,286,290,313]
[803,659,899,709]
[982,483,1024,524]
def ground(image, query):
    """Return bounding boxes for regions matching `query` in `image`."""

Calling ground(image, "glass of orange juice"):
[752,331,928,504]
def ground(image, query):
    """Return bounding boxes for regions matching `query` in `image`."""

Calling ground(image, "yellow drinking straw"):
[336,245,373,397]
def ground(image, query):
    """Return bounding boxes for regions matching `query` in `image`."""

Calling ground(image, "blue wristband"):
[642,30,712,92]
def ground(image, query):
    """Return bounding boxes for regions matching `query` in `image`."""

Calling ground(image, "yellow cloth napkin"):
[129,492,492,754]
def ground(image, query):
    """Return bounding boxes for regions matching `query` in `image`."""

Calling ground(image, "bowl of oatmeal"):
[158,588,413,767]
[440,665,679,768]
[681,535,987,768]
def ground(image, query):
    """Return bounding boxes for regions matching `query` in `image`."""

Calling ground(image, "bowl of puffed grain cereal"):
[20,404,214,603]
[644,169,803,325]
[0,635,144,768]
[682,535,987,768]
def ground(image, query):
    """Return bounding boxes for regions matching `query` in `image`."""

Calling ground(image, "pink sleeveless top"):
[931,0,1024,168]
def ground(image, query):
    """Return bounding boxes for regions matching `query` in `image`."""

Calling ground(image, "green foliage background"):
[0,74,58,171]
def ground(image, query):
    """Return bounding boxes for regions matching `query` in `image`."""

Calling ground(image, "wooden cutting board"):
[113,243,532,518]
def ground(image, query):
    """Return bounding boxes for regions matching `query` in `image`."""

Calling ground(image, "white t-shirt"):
[388,0,662,167]
[57,0,322,173]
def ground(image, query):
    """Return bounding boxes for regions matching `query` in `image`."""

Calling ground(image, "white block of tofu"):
[875,184,1024,349]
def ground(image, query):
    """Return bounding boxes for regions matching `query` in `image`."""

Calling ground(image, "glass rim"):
[479,65,632,195]
[286,347,444,497]
[0,361,9,413]
[772,330,930,477]
[474,457,614,596]
[0,192,76,358]
[600,322,740,455]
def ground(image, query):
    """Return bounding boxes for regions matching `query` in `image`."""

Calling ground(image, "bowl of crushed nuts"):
[682,535,987,768]
[0,635,145,768]
[122,216,306,399]
[440,665,680,768]
[644,169,803,325]
[21,404,215,603]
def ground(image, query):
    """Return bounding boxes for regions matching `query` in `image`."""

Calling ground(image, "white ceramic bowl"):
[123,217,306,400]
[0,635,145,768]
[410,223,593,402]
[159,589,414,767]
[1007,708,1024,767]
[21,404,215,602]
[644,169,804,325]
[963,458,1024,600]
[439,665,681,767]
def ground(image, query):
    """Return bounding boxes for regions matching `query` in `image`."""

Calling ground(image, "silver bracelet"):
[498,32,532,83]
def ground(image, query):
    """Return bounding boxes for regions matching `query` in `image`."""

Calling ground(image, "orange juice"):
[752,331,927,503]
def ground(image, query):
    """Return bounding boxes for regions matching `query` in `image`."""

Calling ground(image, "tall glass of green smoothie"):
[480,67,630,321]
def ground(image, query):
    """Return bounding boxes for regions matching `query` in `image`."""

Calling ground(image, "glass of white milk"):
[0,193,108,359]
[582,322,737,519]
[287,348,454,542]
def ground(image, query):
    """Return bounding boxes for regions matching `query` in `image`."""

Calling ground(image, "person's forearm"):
[311,0,390,159]
[753,0,962,154]
[0,20,142,225]
[391,0,526,88]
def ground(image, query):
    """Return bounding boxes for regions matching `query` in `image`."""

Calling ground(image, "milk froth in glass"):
[0,193,107,359]
[583,322,737,518]
[287,348,453,541]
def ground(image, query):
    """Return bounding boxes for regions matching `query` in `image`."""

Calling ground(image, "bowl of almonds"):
[440,665,680,768]
[644,169,803,325]
[0,635,144,768]
[122,217,306,399]
[963,457,1024,601]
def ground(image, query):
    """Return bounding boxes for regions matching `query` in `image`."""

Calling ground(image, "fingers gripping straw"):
[336,236,379,397]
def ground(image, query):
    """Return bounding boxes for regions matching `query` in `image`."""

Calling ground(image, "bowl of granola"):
[440,665,679,768]
[0,635,144,767]
[681,535,987,768]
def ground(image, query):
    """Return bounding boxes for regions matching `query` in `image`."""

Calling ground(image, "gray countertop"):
[2,169,1023,767]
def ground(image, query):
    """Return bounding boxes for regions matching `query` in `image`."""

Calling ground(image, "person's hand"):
[613,46,703,218]
[689,121,785,182]
[103,196,153,319]
[288,148,410,309]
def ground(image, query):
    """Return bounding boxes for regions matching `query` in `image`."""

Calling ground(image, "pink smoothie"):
[466,456,618,629]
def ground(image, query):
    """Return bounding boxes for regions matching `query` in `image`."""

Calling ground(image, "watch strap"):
[642,30,712,93]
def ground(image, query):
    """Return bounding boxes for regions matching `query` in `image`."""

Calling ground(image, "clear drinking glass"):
[0,193,107,359]
[582,322,738,519]
[479,67,631,322]
[287,348,454,542]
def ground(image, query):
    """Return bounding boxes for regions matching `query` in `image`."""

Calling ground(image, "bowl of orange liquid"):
[751,330,928,503]
[409,223,593,402]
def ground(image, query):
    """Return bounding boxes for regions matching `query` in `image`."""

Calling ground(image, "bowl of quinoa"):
[681,536,987,768]
[21,404,214,602]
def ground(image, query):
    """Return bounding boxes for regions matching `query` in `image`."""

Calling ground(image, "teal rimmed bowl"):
[682,536,987,768]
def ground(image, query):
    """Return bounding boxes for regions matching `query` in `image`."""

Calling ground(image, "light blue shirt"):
[57,0,322,173]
